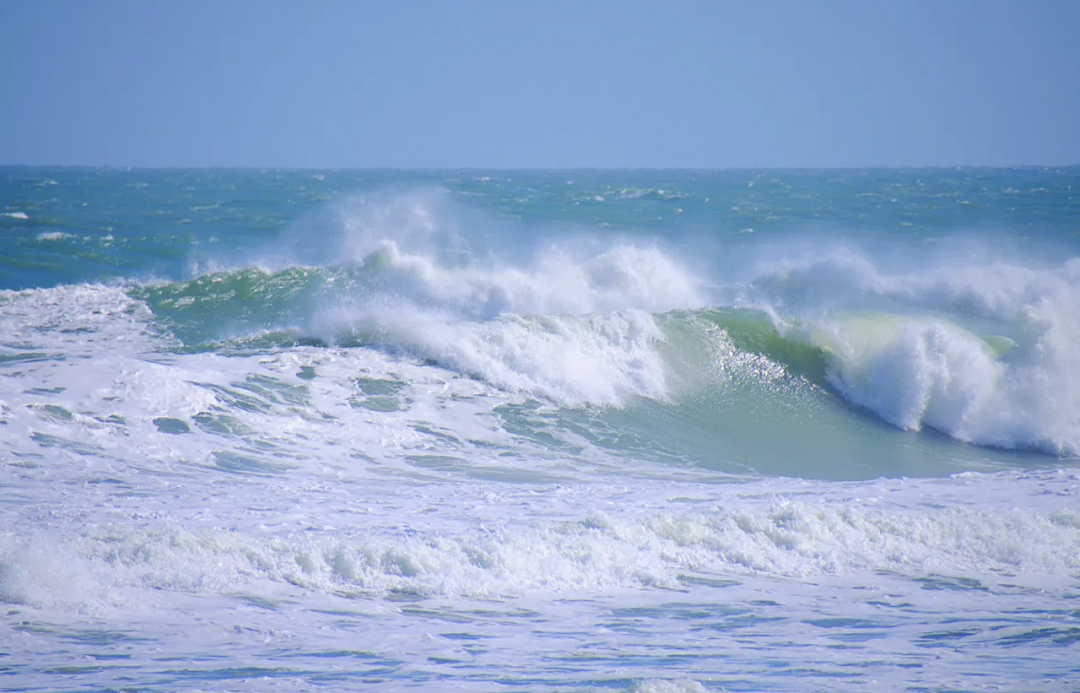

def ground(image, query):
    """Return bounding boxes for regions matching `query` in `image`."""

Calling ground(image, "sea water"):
[1,167,1078,692]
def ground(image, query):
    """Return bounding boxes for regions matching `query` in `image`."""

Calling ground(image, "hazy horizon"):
[5,163,1078,171]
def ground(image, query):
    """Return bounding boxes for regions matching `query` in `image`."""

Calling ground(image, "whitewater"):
[1,167,1078,692]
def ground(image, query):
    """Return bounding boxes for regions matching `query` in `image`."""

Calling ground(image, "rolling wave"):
[119,242,1078,458]
[6,186,1079,463]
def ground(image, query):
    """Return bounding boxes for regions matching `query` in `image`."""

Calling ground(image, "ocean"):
[1,167,1078,692]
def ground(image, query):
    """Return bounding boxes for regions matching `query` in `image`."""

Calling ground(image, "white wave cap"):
[305,189,706,407]
[752,248,1080,456]
[352,239,703,319]
[629,680,709,693]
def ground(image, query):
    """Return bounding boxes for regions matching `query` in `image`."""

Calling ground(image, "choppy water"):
[2,167,1079,692]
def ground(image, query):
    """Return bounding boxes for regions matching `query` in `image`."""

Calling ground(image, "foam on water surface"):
[3,470,1079,692]
[2,168,1079,692]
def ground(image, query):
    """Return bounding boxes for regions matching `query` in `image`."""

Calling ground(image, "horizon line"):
[2,163,1078,172]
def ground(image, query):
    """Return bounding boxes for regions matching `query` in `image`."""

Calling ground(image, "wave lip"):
[810,314,1006,431]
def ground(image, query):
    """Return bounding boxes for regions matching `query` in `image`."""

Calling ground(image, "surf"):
[6,168,1080,693]
[106,186,1078,463]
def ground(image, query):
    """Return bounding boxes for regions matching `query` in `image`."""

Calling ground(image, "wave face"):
[2,167,1079,692]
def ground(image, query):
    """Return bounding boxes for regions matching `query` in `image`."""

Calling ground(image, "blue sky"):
[1,0,1077,168]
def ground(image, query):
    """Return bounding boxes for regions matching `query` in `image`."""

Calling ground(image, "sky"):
[1,0,1078,168]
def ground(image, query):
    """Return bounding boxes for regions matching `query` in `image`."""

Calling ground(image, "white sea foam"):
[2,211,29,220]
[748,248,1080,455]
[3,486,1077,611]
[0,284,162,354]
[324,302,671,407]
[0,283,585,510]
[629,681,708,693]
[298,189,705,407]
[35,231,75,241]
[352,239,703,319]
[809,316,1005,430]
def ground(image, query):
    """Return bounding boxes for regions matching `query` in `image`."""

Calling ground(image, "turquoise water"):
[1,167,1078,691]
